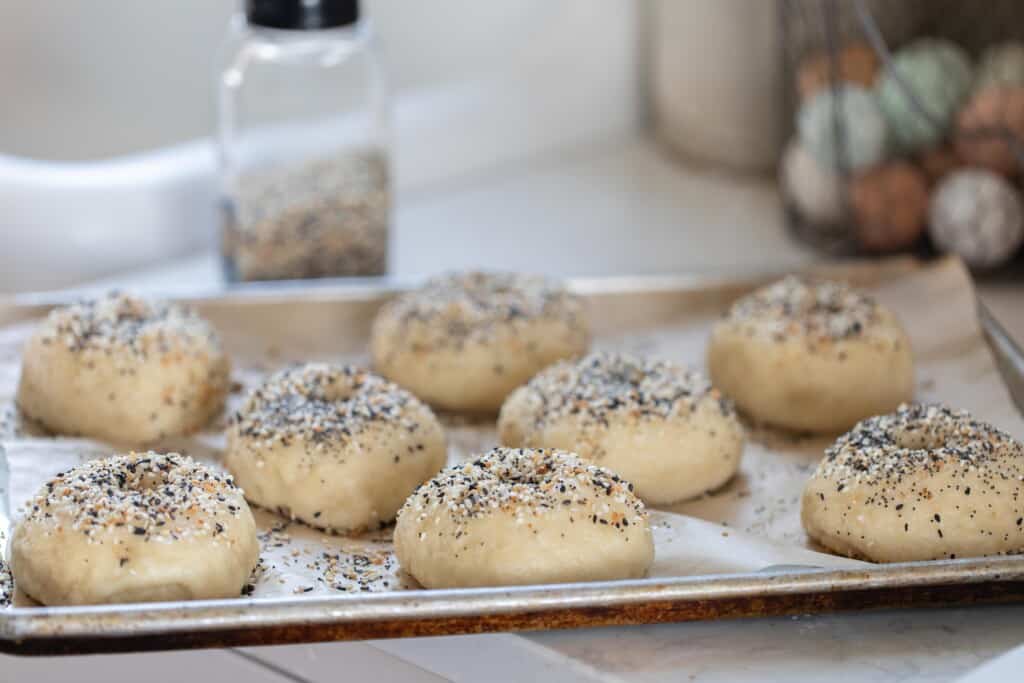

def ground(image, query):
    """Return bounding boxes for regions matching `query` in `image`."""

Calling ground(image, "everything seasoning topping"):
[520,351,733,428]
[724,276,881,342]
[379,271,586,347]
[813,403,1024,505]
[233,363,420,449]
[38,292,222,357]
[399,447,647,531]
[21,452,245,542]
[225,149,389,281]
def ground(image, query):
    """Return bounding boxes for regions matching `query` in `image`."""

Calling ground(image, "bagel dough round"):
[11,452,258,605]
[708,276,914,433]
[394,447,654,588]
[371,272,590,413]
[499,352,744,504]
[802,403,1024,562]
[17,292,230,445]
[225,363,447,532]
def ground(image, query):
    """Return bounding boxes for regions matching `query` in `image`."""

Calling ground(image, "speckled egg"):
[955,86,1024,176]
[975,42,1024,90]
[877,38,973,152]
[929,169,1024,269]
[781,140,844,226]
[850,162,928,252]
[798,85,888,170]
[797,42,881,101]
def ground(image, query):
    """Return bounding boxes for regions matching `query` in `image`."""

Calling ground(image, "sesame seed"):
[397,448,647,536]
[35,292,223,358]
[723,276,881,343]
[376,272,586,351]
[809,404,1024,528]
[515,351,734,430]
[233,363,426,458]
[18,452,246,543]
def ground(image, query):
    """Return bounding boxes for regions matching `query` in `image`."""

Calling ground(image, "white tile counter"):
[3,137,1023,682]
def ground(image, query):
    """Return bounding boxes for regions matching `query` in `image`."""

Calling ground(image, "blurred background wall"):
[0,0,639,161]
[0,1,640,291]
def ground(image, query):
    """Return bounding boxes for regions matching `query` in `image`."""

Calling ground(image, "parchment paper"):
[1,257,1018,606]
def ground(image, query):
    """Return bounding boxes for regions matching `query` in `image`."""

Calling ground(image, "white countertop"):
[4,137,1024,682]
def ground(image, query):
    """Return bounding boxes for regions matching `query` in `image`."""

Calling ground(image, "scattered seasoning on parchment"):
[311,550,397,592]
[0,560,11,607]
[0,403,22,439]
[223,149,389,281]
[241,557,268,597]
[257,520,294,550]
[253,519,399,594]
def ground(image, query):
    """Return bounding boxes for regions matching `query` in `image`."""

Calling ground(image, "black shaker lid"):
[246,0,359,29]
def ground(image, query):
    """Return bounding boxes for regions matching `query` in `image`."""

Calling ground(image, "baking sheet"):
[0,256,1022,652]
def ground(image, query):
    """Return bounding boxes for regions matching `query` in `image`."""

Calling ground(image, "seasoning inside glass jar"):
[216,0,390,282]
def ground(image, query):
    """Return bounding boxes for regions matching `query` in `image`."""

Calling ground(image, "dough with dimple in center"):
[224,363,447,532]
[371,271,590,413]
[802,404,1024,562]
[499,352,744,505]
[11,452,259,606]
[394,448,654,589]
[17,292,230,445]
[708,276,914,433]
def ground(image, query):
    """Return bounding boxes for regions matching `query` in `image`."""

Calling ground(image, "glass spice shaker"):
[216,0,390,282]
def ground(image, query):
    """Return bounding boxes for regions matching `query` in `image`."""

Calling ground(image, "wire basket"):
[780,0,1024,266]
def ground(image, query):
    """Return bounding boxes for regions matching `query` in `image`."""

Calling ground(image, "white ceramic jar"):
[648,0,783,172]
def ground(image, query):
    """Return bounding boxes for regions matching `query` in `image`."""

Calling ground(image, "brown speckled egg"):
[797,43,881,102]
[918,145,963,186]
[849,162,928,252]
[955,87,1024,176]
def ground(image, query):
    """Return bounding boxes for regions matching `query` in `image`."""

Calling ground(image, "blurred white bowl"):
[0,143,217,292]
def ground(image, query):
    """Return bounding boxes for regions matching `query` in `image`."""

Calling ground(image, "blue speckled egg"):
[877,38,973,152]
[797,85,888,170]
[976,42,1024,90]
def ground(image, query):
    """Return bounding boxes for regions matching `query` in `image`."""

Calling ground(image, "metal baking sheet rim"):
[3,557,1024,654]
[2,258,1024,655]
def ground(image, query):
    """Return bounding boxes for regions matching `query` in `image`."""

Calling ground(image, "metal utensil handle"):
[979,300,1024,416]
